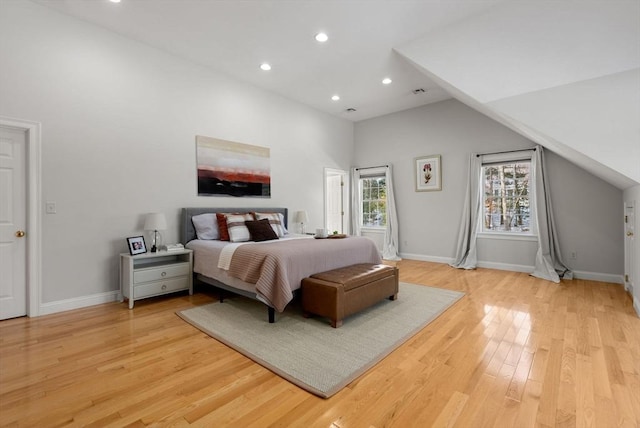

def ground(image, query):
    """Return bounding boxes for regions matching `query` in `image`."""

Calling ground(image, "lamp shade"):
[144,213,167,231]
[294,210,309,223]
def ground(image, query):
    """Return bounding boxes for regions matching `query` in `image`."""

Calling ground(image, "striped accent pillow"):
[215,213,231,241]
[225,213,255,242]
[254,212,286,237]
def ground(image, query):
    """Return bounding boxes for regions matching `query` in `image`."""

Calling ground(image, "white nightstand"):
[119,249,193,309]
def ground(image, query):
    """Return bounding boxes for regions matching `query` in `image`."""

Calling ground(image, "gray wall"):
[354,99,624,279]
[0,1,354,307]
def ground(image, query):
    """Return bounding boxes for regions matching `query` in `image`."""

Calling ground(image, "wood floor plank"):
[1,261,639,427]
[430,390,469,428]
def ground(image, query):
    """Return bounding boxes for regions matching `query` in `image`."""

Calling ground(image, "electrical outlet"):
[45,202,56,214]
[569,251,577,260]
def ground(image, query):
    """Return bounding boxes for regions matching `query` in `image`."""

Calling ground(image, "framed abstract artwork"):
[196,135,271,198]
[415,155,441,192]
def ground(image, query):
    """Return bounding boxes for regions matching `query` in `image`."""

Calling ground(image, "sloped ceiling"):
[31,0,504,122]
[28,0,639,189]
[396,0,640,189]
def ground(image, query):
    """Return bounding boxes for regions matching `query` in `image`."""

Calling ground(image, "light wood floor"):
[1,260,639,427]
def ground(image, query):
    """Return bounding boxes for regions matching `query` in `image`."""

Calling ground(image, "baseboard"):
[572,270,624,284]
[476,261,535,273]
[401,253,535,273]
[399,253,454,264]
[399,253,624,284]
[38,290,120,316]
[634,296,640,317]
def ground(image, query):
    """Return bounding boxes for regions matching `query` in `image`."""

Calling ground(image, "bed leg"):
[268,307,275,323]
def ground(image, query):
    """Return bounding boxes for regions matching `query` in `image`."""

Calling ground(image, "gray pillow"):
[192,213,219,240]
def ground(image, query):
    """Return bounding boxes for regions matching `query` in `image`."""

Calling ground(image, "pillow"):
[225,213,255,243]
[279,212,289,235]
[215,213,231,241]
[245,219,279,242]
[254,212,286,237]
[191,213,219,240]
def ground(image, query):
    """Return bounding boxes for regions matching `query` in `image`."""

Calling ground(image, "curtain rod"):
[476,148,536,157]
[355,164,388,171]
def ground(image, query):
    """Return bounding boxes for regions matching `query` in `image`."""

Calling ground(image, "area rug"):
[177,282,464,398]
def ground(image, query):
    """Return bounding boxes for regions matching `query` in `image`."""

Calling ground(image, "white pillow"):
[192,213,219,240]
[255,212,286,237]
[225,213,254,242]
[279,212,289,235]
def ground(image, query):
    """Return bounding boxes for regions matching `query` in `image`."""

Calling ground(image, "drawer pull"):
[161,284,167,290]
[161,271,167,277]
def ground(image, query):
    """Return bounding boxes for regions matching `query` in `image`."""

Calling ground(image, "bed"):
[181,207,382,322]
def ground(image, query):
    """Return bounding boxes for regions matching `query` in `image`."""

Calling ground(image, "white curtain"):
[350,167,362,236]
[450,154,482,269]
[350,165,400,261]
[531,146,573,282]
[382,165,401,261]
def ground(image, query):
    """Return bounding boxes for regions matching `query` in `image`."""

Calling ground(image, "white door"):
[324,169,347,234]
[624,201,635,295]
[0,126,27,319]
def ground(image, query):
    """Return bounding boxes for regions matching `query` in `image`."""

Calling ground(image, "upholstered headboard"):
[181,207,289,244]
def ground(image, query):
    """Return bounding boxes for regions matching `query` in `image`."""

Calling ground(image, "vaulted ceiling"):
[34,0,639,189]
[396,1,640,189]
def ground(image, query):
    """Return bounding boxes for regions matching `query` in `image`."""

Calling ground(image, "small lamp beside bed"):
[294,210,309,234]
[144,213,167,252]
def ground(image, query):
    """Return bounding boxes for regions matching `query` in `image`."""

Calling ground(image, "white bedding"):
[216,235,311,270]
[186,235,313,295]
[186,234,382,311]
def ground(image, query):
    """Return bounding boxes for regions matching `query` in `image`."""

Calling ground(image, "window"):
[361,176,387,227]
[482,160,532,234]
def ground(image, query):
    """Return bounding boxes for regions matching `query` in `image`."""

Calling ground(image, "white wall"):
[396,0,640,189]
[354,99,624,279]
[489,69,640,184]
[0,1,353,310]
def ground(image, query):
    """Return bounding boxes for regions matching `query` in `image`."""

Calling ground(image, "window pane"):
[359,176,387,227]
[482,160,531,233]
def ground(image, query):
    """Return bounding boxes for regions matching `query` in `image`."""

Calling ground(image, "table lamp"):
[144,213,167,252]
[294,210,309,234]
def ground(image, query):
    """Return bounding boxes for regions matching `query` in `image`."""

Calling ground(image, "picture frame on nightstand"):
[126,236,147,255]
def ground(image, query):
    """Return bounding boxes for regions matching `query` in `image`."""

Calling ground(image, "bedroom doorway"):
[624,200,635,296]
[324,168,348,234]
[0,117,41,319]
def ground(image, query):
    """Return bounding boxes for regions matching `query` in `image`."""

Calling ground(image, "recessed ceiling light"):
[315,33,328,43]
[331,95,340,101]
[382,77,392,85]
[109,0,121,3]
[260,63,271,71]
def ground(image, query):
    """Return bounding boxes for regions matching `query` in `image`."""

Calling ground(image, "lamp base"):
[151,230,159,252]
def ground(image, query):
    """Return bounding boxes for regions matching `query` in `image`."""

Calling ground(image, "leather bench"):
[301,263,399,328]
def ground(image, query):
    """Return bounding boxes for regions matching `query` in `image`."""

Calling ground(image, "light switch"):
[46,202,56,214]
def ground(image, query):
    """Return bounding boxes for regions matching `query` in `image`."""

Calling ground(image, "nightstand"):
[119,249,193,309]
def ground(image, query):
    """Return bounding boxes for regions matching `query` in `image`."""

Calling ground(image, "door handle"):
[627,231,634,237]
[15,230,25,238]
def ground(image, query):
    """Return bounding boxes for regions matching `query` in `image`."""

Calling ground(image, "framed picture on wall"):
[415,155,442,192]
[126,236,147,256]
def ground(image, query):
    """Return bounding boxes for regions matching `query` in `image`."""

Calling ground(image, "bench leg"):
[268,306,275,323]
